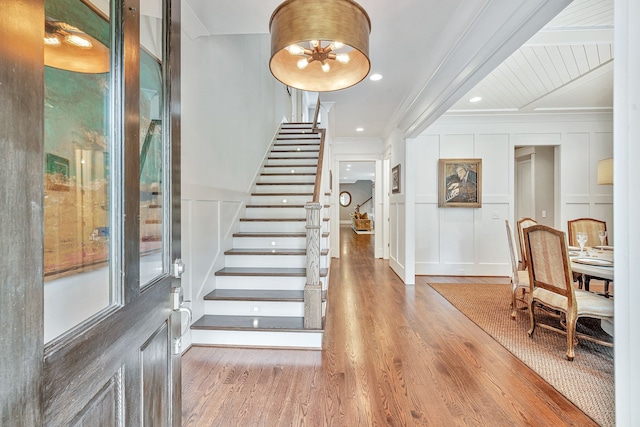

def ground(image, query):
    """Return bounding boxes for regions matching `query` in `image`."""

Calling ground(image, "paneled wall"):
[411,113,613,277]
[179,185,248,350]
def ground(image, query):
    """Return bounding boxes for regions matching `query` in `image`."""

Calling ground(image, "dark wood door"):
[0,0,182,425]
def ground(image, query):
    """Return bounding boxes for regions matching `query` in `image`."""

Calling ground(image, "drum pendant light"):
[269,0,371,92]
[44,17,109,74]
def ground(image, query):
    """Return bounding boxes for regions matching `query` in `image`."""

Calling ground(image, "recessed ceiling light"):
[347,164,352,167]
[370,73,383,81]
[469,96,482,103]
[356,127,364,132]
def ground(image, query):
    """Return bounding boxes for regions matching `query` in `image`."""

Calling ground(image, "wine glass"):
[598,230,607,247]
[576,232,588,255]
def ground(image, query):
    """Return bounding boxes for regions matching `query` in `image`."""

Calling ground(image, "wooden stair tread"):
[192,315,323,332]
[233,232,329,238]
[214,267,328,277]
[263,164,317,168]
[260,173,316,176]
[271,150,319,153]
[204,289,327,302]
[246,204,306,208]
[246,204,329,208]
[268,156,318,160]
[256,182,314,185]
[251,193,313,196]
[276,137,319,140]
[239,217,330,222]
[224,248,329,256]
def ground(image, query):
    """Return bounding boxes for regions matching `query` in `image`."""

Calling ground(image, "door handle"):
[171,286,192,354]
[172,258,185,278]
[172,305,192,355]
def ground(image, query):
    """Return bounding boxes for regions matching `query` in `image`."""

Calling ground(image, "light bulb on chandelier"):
[285,39,350,73]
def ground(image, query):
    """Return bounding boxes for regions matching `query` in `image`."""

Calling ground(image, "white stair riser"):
[245,207,320,218]
[215,275,312,290]
[204,300,304,317]
[250,195,313,205]
[245,208,305,219]
[278,130,315,134]
[271,148,320,154]
[269,151,318,160]
[276,135,321,142]
[225,254,328,268]
[263,166,317,174]
[191,329,322,349]
[266,158,318,166]
[232,236,328,249]
[274,144,320,151]
[239,221,329,233]
[254,184,315,193]
[258,175,315,184]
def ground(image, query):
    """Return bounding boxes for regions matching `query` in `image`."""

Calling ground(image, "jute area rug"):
[428,282,614,427]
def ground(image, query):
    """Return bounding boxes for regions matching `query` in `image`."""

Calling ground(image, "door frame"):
[0,0,183,424]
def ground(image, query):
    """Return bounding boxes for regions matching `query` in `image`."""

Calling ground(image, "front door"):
[1,0,183,424]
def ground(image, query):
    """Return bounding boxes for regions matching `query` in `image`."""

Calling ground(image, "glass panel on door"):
[139,0,166,286]
[43,0,112,343]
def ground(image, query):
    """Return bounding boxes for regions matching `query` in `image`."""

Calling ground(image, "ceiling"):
[338,161,374,184]
[183,0,613,140]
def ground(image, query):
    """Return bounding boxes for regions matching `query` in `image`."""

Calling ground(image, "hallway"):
[182,226,596,426]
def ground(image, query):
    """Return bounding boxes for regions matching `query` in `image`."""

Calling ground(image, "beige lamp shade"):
[269,0,371,92]
[597,158,613,185]
[44,17,110,74]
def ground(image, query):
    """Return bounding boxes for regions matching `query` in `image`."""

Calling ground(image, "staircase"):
[190,123,330,349]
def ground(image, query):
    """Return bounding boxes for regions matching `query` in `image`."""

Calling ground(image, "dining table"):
[569,245,614,335]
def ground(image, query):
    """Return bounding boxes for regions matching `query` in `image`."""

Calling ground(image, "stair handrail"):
[312,128,325,203]
[304,101,326,329]
[354,196,373,212]
[312,95,321,130]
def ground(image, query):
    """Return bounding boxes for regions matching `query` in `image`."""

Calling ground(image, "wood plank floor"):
[182,226,597,426]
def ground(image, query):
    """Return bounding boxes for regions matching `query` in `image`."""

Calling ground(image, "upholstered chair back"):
[567,218,607,247]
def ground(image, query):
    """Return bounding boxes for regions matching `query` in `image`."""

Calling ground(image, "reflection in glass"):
[139,2,166,286]
[43,0,111,343]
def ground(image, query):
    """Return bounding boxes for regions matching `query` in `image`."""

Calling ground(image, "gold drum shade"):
[269,0,371,92]
[44,17,110,74]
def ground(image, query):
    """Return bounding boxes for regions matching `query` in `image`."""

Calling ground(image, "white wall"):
[179,31,291,349]
[181,32,290,192]
[408,113,612,277]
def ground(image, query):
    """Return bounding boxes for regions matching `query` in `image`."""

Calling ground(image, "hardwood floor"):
[182,226,597,426]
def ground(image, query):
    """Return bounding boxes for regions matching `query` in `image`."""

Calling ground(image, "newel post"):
[304,202,323,329]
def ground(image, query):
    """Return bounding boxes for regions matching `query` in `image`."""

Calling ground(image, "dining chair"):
[524,224,614,361]
[567,218,611,297]
[516,217,538,270]
[505,220,530,319]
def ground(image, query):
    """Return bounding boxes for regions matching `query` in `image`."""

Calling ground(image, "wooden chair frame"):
[505,220,529,319]
[516,217,537,270]
[524,224,613,361]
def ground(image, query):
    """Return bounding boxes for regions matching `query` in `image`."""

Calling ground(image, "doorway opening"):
[514,145,558,227]
[338,161,375,235]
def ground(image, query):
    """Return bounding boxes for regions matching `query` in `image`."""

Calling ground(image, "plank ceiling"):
[448,0,613,114]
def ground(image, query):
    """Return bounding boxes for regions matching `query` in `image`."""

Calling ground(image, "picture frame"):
[45,153,70,191]
[438,158,482,208]
[391,164,401,194]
